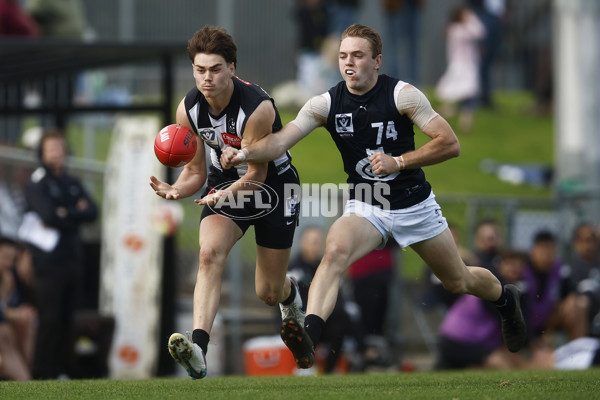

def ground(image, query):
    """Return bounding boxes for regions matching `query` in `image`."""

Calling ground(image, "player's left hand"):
[369,152,400,175]
[220,147,246,169]
[195,189,231,206]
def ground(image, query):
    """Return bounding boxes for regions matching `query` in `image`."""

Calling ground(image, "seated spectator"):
[0,236,37,380]
[564,223,600,336]
[523,230,588,352]
[473,219,504,271]
[436,249,530,369]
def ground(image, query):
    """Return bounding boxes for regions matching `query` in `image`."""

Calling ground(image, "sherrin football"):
[154,124,197,168]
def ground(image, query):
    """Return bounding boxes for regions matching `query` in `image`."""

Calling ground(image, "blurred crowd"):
[430,220,600,370]
[282,219,600,374]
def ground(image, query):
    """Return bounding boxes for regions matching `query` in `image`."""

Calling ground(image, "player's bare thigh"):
[198,214,243,264]
[323,214,384,269]
[410,227,469,283]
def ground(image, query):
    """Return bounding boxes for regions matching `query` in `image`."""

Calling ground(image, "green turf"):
[2,369,598,399]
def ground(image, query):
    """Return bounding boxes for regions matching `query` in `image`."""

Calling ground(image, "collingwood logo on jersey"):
[335,113,354,135]
[227,117,236,135]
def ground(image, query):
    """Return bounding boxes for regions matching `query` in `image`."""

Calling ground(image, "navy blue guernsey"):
[325,74,431,209]
[184,76,292,181]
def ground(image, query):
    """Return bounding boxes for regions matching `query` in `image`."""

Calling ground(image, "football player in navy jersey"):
[219,24,526,369]
[149,25,304,379]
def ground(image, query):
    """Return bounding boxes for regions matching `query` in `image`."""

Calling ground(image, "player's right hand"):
[150,176,181,200]
[220,147,246,169]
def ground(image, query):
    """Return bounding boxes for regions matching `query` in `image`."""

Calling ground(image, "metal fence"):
[75,0,553,94]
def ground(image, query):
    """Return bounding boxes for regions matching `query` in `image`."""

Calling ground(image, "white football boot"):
[168,333,207,379]
[279,276,306,327]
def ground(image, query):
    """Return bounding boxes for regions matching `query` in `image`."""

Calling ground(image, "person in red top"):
[348,242,396,337]
[0,0,38,37]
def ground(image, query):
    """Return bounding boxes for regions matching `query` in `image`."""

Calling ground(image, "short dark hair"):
[533,230,555,244]
[499,248,527,263]
[187,25,237,66]
[572,222,597,242]
[0,236,18,248]
[341,24,382,59]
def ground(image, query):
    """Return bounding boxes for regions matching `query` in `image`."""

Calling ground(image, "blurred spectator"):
[565,223,600,336]
[25,0,86,39]
[295,0,330,98]
[522,231,588,353]
[473,219,504,271]
[436,249,529,369]
[0,165,32,241]
[435,5,485,133]
[0,0,38,37]
[327,0,360,35]
[21,129,98,379]
[348,241,398,367]
[467,0,506,109]
[520,0,552,115]
[288,226,364,373]
[380,0,424,84]
[0,236,36,380]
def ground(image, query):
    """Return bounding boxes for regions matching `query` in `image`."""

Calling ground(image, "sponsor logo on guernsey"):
[335,113,354,135]
[222,132,241,147]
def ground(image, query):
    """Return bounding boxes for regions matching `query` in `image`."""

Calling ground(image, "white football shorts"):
[342,191,448,249]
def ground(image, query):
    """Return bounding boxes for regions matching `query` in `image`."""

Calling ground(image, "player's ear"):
[374,54,382,71]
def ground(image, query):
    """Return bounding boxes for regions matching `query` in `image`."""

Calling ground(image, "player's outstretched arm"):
[220,94,327,168]
[150,99,207,199]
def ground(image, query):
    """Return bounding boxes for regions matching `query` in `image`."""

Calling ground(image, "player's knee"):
[442,278,468,295]
[198,246,225,274]
[322,241,350,271]
[256,284,282,306]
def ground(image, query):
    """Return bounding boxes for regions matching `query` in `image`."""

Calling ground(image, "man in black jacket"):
[24,129,97,379]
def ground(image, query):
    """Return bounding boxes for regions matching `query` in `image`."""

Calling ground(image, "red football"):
[154,124,197,168]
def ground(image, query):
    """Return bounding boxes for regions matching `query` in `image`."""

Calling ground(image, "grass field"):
[2,369,599,399]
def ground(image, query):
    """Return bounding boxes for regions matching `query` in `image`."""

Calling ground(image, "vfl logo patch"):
[335,113,354,134]
[199,128,224,149]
